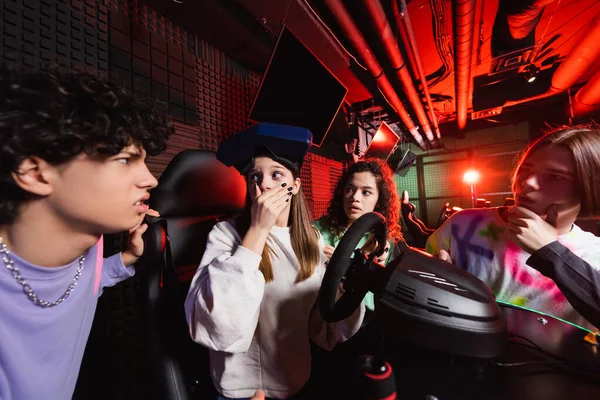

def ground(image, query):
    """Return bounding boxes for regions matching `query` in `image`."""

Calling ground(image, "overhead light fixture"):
[523,64,539,83]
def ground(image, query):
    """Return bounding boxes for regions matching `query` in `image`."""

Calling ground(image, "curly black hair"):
[0,66,174,224]
[322,158,403,242]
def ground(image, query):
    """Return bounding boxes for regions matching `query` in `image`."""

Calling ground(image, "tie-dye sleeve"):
[425,216,453,257]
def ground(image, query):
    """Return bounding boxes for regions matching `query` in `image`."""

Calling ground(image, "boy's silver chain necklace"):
[0,237,84,308]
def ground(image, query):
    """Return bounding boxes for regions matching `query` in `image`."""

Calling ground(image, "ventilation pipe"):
[507,0,556,40]
[503,12,600,110]
[361,0,434,143]
[322,0,427,149]
[296,0,351,66]
[571,68,600,118]
[453,0,477,130]
[393,0,441,140]
[549,13,600,93]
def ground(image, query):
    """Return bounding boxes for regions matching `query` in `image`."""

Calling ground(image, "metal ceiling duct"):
[503,12,600,111]
[322,0,427,149]
[393,0,441,140]
[452,0,477,130]
[549,13,600,93]
[506,0,556,40]
[361,0,434,143]
[571,68,600,117]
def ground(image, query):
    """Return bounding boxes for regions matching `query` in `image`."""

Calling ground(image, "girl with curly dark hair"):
[314,158,403,311]
[310,158,403,399]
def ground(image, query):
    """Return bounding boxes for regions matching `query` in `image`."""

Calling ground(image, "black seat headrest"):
[150,149,246,217]
[140,150,240,400]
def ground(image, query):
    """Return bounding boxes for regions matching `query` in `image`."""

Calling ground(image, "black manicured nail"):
[287,187,293,191]
[281,183,287,187]
[287,192,292,196]
[286,199,290,202]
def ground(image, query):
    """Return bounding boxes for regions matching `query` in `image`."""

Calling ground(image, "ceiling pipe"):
[393,6,419,81]
[571,68,600,118]
[506,0,556,40]
[295,0,351,66]
[361,0,434,143]
[322,0,427,149]
[452,0,477,130]
[549,13,600,93]
[393,0,441,140]
[502,12,600,110]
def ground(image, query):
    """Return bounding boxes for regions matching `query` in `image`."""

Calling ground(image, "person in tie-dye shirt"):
[426,124,600,330]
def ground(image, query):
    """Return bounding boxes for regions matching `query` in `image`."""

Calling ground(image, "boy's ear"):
[11,157,56,197]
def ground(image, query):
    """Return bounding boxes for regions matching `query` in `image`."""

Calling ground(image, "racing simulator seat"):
[400,190,461,248]
[138,149,246,400]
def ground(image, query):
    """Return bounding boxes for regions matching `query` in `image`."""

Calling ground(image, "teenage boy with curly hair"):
[0,67,173,399]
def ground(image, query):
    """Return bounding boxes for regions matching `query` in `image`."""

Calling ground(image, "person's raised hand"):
[361,234,389,264]
[439,249,453,264]
[506,205,559,254]
[250,182,292,231]
[250,390,265,400]
[121,209,161,266]
[323,244,335,261]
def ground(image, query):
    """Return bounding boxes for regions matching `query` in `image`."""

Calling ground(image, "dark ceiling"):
[145,0,600,150]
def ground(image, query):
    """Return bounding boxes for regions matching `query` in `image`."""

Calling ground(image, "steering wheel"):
[319,212,388,322]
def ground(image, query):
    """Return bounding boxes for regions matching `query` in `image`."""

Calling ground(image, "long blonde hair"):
[236,162,320,282]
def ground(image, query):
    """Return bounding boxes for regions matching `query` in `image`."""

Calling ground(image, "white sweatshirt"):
[184,221,365,399]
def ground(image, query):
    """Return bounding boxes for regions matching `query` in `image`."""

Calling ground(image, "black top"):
[528,240,600,329]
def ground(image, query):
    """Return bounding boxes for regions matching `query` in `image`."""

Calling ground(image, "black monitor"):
[248,27,348,148]
[388,148,417,177]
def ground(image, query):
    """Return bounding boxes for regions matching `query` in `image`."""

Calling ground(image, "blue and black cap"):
[217,122,312,174]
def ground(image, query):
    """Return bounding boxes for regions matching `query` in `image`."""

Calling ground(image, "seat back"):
[400,190,435,248]
[139,149,246,399]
